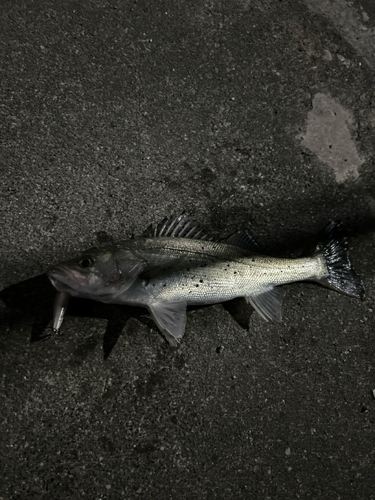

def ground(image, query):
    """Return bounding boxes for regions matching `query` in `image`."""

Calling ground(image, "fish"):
[47,214,365,346]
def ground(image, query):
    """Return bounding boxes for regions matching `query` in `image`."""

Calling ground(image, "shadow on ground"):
[0,272,256,359]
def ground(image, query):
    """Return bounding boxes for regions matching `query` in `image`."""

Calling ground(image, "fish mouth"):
[47,264,126,301]
[47,264,89,293]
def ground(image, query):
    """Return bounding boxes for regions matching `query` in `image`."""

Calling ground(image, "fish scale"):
[123,238,327,306]
[47,215,365,347]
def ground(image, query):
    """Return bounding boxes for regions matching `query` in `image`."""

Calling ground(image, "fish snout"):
[47,264,89,290]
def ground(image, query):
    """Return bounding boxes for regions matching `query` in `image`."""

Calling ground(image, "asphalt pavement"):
[1,0,375,498]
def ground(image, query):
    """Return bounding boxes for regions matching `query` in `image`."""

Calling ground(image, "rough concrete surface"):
[305,0,375,69]
[1,0,375,498]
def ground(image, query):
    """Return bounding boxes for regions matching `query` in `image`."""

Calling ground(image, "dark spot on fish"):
[163,284,166,287]
[252,258,255,262]
[199,279,203,283]
[195,284,199,287]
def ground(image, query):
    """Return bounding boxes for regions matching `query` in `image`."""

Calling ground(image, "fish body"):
[47,215,364,346]
[107,237,325,305]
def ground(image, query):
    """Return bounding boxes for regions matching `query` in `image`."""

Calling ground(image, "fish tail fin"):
[315,221,365,299]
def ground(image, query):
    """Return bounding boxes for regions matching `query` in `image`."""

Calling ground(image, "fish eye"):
[79,257,95,268]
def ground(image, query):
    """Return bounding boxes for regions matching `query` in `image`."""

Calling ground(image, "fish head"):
[47,245,145,301]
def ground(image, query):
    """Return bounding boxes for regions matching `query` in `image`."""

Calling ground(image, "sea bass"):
[47,214,364,346]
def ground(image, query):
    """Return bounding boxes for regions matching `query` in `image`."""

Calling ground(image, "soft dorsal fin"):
[148,300,187,346]
[221,230,262,252]
[245,287,286,322]
[143,213,212,240]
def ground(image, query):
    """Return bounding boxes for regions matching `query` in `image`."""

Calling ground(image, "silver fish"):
[47,214,364,346]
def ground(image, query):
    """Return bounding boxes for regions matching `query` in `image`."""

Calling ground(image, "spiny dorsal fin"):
[143,213,212,240]
[221,230,262,252]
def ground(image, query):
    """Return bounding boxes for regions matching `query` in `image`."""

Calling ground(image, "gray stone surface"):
[300,92,364,182]
[1,0,375,499]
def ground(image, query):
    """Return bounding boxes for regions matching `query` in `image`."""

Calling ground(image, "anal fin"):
[148,301,187,346]
[245,287,286,322]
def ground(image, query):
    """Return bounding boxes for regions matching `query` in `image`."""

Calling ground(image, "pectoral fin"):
[245,287,286,322]
[148,301,187,346]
